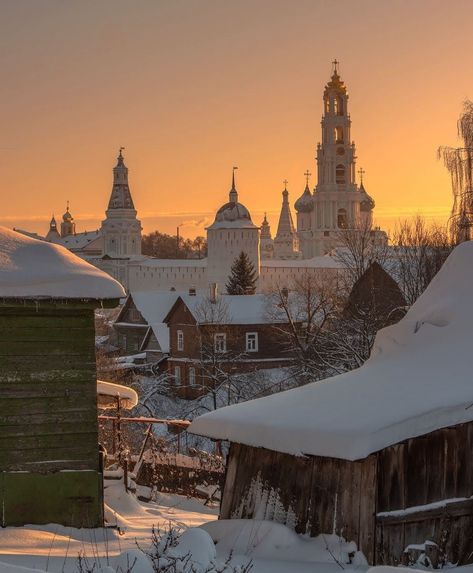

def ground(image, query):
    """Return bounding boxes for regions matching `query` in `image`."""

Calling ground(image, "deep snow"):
[189,240,473,460]
[0,227,125,299]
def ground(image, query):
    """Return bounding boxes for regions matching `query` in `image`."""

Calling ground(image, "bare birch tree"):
[439,100,473,243]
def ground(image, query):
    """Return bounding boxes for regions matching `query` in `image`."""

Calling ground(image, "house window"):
[174,366,181,384]
[122,334,127,349]
[246,332,258,352]
[214,333,227,353]
[177,330,184,351]
[189,367,196,386]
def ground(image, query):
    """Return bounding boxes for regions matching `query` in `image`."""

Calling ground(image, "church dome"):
[295,184,314,213]
[215,200,252,223]
[359,182,375,212]
[62,206,73,222]
[207,170,257,230]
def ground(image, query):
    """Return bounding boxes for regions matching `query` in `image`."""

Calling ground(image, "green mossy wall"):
[0,301,107,527]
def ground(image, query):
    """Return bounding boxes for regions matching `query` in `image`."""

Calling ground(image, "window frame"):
[174,365,181,384]
[189,366,196,386]
[214,332,227,353]
[177,329,184,351]
[245,332,259,352]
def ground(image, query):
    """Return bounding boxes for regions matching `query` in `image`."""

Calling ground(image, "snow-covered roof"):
[130,291,181,352]
[171,293,284,325]
[97,380,138,410]
[54,230,102,249]
[190,241,473,461]
[0,227,125,299]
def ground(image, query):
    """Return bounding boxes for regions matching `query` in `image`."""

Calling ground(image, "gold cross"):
[332,59,339,74]
[304,170,311,185]
[283,179,288,190]
[358,167,365,183]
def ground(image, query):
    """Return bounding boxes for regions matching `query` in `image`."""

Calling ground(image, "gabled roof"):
[164,293,287,325]
[190,241,473,461]
[118,291,181,352]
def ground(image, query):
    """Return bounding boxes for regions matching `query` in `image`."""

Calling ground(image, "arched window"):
[337,208,348,229]
[333,98,338,114]
[336,164,346,184]
[337,97,344,115]
[325,99,330,113]
[334,126,344,143]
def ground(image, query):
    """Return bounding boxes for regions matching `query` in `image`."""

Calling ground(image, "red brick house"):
[163,294,296,398]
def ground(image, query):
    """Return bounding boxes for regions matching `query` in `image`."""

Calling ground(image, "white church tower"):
[101,149,142,257]
[295,61,376,257]
[207,169,260,293]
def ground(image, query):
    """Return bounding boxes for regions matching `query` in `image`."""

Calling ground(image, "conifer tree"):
[226,251,257,294]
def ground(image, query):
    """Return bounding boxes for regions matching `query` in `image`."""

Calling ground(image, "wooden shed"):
[0,228,125,527]
[190,241,473,566]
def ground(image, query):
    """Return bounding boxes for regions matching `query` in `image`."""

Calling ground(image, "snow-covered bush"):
[139,524,252,573]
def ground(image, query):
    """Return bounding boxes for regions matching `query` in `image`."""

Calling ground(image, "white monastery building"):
[21,62,385,293]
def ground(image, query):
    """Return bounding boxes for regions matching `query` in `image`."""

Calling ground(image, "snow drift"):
[189,240,473,460]
[0,227,125,299]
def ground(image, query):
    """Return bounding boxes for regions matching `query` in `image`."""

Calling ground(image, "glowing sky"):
[1,0,471,238]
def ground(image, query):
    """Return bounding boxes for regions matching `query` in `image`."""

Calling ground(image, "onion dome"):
[359,181,375,212]
[62,204,73,222]
[295,171,314,213]
[295,183,314,213]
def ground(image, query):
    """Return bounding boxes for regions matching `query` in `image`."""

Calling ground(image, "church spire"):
[229,166,238,203]
[276,182,296,237]
[107,148,136,210]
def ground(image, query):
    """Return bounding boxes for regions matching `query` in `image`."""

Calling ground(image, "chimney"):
[189,287,196,296]
[209,283,218,304]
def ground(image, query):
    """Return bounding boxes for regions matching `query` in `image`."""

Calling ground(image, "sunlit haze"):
[1,0,471,238]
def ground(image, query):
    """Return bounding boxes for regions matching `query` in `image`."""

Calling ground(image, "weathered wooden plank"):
[358,455,377,564]
[0,392,95,410]
[0,415,97,434]
[220,443,240,519]
[0,328,95,342]
[0,339,95,356]
[376,498,473,525]
[0,355,96,372]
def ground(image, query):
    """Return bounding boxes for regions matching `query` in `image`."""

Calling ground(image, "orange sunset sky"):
[1,0,471,239]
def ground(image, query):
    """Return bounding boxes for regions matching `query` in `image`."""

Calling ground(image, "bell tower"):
[308,61,368,255]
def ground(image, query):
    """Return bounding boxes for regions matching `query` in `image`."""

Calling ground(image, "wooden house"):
[163,293,296,399]
[113,291,179,362]
[190,242,473,565]
[0,228,125,527]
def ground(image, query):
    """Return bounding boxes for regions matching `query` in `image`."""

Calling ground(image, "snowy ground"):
[1,480,472,573]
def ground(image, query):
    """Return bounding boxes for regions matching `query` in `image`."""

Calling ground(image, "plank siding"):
[0,306,100,474]
[222,422,473,566]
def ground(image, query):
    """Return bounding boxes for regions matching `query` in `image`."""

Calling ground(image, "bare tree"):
[439,100,473,243]
[334,217,390,289]
[267,271,342,384]
[391,216,453,305]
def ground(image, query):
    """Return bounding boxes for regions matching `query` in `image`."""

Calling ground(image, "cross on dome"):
[358,167,365,184]
[304,170,311,186]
